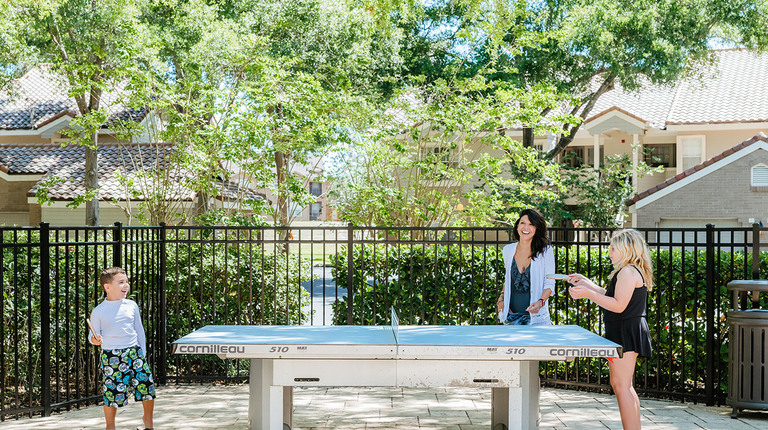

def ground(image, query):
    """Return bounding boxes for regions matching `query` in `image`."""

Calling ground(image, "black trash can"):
[726,280,768,418]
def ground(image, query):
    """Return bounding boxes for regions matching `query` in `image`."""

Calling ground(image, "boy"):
[89,267,156,430]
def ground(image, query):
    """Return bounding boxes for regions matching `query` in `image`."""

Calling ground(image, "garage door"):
[656,218,743,246]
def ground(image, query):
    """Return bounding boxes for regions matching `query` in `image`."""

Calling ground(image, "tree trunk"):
[545,75,616,159]
[275,151,288,226]
[85,137,99,226]
[275,151,291,250]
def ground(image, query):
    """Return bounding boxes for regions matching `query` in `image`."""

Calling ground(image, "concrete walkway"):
[2,385,767,430]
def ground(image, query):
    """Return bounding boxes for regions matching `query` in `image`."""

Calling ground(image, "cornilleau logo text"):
[177,345,245,354]
[549,348,616,357]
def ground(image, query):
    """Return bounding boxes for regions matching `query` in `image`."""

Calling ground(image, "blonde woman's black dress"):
[603,266,652,357]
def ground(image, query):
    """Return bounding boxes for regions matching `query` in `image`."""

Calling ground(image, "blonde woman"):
[565,229,652,430]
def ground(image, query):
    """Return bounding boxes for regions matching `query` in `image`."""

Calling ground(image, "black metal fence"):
[1,222,766,420]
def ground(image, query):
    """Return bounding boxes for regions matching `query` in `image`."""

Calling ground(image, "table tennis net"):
[389,306,399,344]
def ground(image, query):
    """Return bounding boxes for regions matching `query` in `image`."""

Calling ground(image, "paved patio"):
[2,385,767,430]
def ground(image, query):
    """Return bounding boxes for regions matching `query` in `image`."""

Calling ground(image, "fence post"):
[157,222,167,384]
[347,223,354,325]
[113,222,122,267]
[40,222,52,416]
[752,223,762,310]
[705,223,715,406]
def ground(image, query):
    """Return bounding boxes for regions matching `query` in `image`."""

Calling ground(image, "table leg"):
[491,361,538,430]
[249,358,284,430]
[284,386,293,428]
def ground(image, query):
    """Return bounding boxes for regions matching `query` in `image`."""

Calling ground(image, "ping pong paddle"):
[86,318,98,338]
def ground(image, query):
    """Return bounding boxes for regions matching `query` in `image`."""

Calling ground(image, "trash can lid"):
[727,309,768,320]
[727,279,768,292]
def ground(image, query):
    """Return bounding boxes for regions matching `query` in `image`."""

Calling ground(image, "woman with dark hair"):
[496,208,555,325]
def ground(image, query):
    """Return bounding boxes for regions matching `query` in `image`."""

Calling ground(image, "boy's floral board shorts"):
[100,345,156,407]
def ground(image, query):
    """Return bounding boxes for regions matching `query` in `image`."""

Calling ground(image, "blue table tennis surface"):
[174,324,615,346]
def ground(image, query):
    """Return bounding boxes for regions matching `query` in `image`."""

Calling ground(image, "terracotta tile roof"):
[377,49,768,132]
[666,49,768,124]
[588,78,676,128]
[627,132,768,206]
[0,143,264,202]
[0,66,147,130]
[590,49,768,128]
[0,143,68,174]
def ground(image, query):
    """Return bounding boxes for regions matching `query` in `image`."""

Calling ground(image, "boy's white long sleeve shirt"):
[89,298,147,354]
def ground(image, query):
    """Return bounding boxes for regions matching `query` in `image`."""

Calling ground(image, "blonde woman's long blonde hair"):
[608,229,653,290]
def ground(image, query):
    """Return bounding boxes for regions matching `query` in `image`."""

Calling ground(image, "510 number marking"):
[269,346,289,353]
[506,348,526,355]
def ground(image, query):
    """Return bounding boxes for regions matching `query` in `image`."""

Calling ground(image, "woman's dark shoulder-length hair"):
[512,208,550,259]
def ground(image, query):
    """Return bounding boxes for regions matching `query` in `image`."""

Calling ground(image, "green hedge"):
[330,244,505,325]
[164,237,312,379]
[1,228,312,411]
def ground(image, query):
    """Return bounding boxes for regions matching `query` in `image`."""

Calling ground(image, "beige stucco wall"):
[0,134,49,144]
[684,129,768,162]
[634,147,768,229]
[40,205,131,226]
[0,179,37,211]
[0,131,124,146]
[0,178,40,225]
[567,127,768,214]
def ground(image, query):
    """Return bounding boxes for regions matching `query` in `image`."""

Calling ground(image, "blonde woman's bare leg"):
[608,352,641,430]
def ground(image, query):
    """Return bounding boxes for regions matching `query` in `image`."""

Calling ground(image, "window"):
[563,146,604,168]
[309,182,322,197]
[644,144,676,168]
[678,135,705,171]
[419,146,459,178]
[422,147,458,167]
[289,201,303,218]
[751,164,768,189]
[309,202,322,221]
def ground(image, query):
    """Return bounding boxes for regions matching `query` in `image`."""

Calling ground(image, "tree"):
[501,0,768,157]
[0,0,154,225]
[241,0,403,227]
[127,0,403,228]
[329,74,578,227]
[390,1,768,157]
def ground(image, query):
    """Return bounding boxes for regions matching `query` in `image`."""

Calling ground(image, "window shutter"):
[752,165,768,186]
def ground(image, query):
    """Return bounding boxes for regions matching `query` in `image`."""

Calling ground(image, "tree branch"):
[545,74,616,159]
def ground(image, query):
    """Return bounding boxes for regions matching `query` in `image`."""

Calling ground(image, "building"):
[0,66,262,226]
[554,49,768,228]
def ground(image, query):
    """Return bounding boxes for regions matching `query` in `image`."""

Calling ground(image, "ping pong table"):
[173,316,620,430]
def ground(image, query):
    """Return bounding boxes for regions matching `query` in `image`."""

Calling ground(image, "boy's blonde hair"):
[608,229,653,290]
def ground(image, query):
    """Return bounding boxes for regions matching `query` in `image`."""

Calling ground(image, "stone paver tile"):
[431,398,478,410]
[347,400,393,409]
[427,409,470,418]
[418,415,472,425]
[464,410,491,423]
[376,415,421,425]
[392,398,440,409]
[307,399,345,409]
[597,418,624,429]
[382,406,431,417]
[416,425,462,430]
